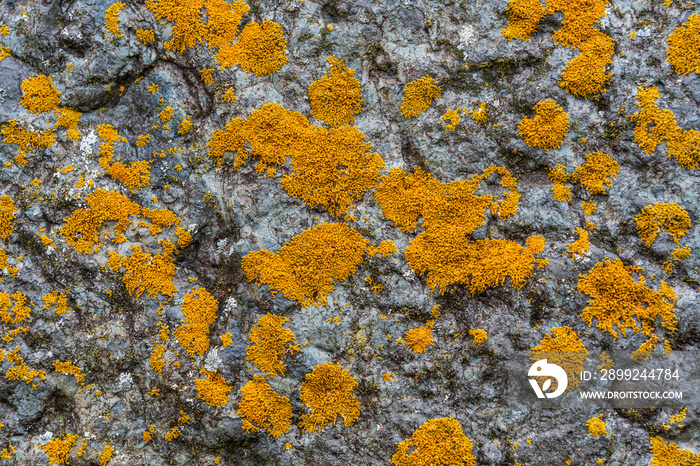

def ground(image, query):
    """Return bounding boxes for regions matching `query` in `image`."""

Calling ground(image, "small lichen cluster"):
[571,152,619,194]
[298,362,360,432]
[308,56,363,127]
[104,2,125,39]
[391,417,476,466]
[41,291,71,316]
[400,76,442,118]
[42,433,79,465]
[531,326,588,390]
[404,326,434,354]
[217,20,288,76]
[237,376,292,438]
[208,102,385,217]
[666,13,700,75]
[20,75,61,114]
[634,202,691,247]
[1,120,56,165]
[440,108,463,131]
[578,259,678,339]
[650,436,700,466]
[631,86,700,170]
[501,0,545,41]
[566,227,590,260]
[518,99,570,151]
[586,414,608,437]
[246,313,299,376]
[242,222,395,307]
[0,195,16,241]
[174,287,219,356]
[0,291,31,324]
[469,329,488,345]
[194,369,232,407]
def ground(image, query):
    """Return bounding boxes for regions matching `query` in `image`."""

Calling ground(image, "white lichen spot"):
[80,130,98,157]
[457,24,477,51]
[118,372,133,391]
[204,348,222,372]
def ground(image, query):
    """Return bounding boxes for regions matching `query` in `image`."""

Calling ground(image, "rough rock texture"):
[0,0,699,464]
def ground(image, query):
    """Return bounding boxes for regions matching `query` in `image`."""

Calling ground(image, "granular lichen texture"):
[0,195,16,241]
[105,2,125,39]
[666,14,700,75]
[586,414,608,437]
[20,75,61,114]
[531,326,588,390]
[308,56,363,127]
[501,0,545,42]
[400,76,442,118]
[635,203,691,247]
[650,436,700,465]
[237,376,292,438]
[42,433,79,465]
[242,223,375,307]
[518,99,569,151]
[391,417,476,466]
[404,326,434,353]
[299,362,360,432]
[174,287,219,356]
[566,228,590,260]
[571,152,619,194]
[578,259,678,339]
[194,369,232,407]
[217,20,288,76]
[246,313,298,376]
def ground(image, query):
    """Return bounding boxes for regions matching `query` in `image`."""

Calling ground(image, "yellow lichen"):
[309,56,362,127]
[635,203,691,247]
[469,328,488,345]
[178,116,192,135]
[578,258,678,339]
[42,292,70,315]
[194,369,231,407]
[518,99,569,151]
[400,76,442,118]
[108,245,177,299]
[471,103,488,124]
[150,344,166,374]
[299,362,360,432]
[242,223,377,307]
[553,182,571,203]
[0,195,17,241]
[217,20,288,76]
[586,414,608,438]
[99,444,113,466]
[559,32,614,97]
[238,376,292,438]
[54,360,86,384]
[221,88,237,103]
[650,436,700,466]
[566,228,590,261]
[42,433,79,465]
[581,201,597,215]
[158,106,174,123]
[391,417,476,466]
[221,332,232,347]
[108,160,151,192]
[526,235,547,255]
[105,2,125,39]
[0,291,31,324]
[21,75,61,113]
[405,326,434,354]
[666,13,700,75]
[174,288,218,356]
[502,0,545,42]
[531,326,588,390]
[1,120,56,163]
[440,109,462,131]
[571,152,619,194]
[135,134,151,147]
[136,29,155,44]
[200,68,215,85]
[246,313,298,376]
[631,334,660,361]
[55,107,82,140]
[0,46,10,62]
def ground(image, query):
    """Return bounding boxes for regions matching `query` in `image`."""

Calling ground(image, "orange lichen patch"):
[42,292,70,315]
[548,164,570,184]
[631,334,660,361]
[666,14,700,75]
[526,235,547,255]
[650,436,700,466]
[173,287,218,356]
[391,417,476,466]
[242,223,372,307]
[200,68,215,85]
[176,227,192,249]
[0,248,19,279]
[299,362,360,432]
[586,414,608,437]
[366,240,398,258]
[566,228,590,260]
[6,360,46,384]
[142,208,180,235]
[21,75,61,113]
[217,20,288,76]
[194,369,231,407]
[545,0,609,48]
[502,0,545,42]
[469,329,488,345]
[571,152,619,194]
[246,313,299,376]
[531,326,588,390]
[207,117,247,168]
[631,86,700,170]
[634,203,691,247]
[552,183,572,202]
[400,76,442,118]
[308,56,363,127]
[135,134,151,147]
[405,326,434,353]
[440,109,462,131]
[559,32,614,97]
[178,115,192,135]
[0,120,56,162]
[204,0,249,48]
[99,444,113,466]
[54,360,86,384]
[0,291,31,324]
[150,344,166,374]
[518,99,569,151]
[0,195,17,241]
[581,201,597,215]
[0,46,10,62]
[578,258,678,339]
[663,245,692,274]
[60,189,141,254]
[221,88,237,103]
[472,103,488,124]
[145,0,206,53]
[221,332,232,347]
[158,106,174,123]
[136,28,155,44]
[108,245,178,299]
[105,2,125,39]
[108,160,151,192]
[54,107,82,140]
[96,124,127,168]
[373,167,435,232]
[42,433,79,465]
[238,376,293,438]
